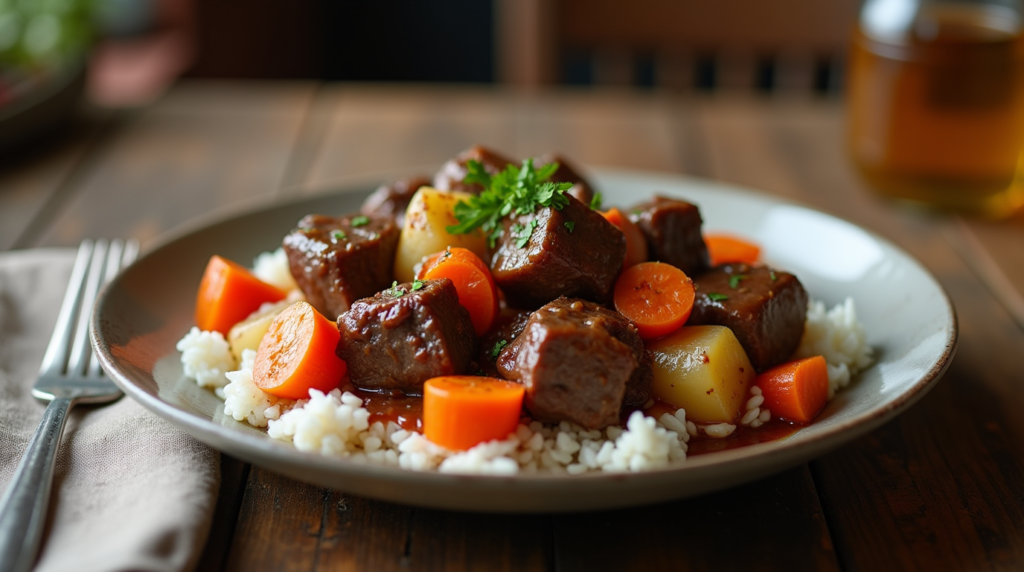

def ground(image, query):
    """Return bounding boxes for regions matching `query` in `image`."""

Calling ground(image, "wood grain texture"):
[30,81,317,247]
[554,466,838,572]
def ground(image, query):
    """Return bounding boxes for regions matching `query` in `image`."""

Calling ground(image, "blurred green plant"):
[0,0,96,72]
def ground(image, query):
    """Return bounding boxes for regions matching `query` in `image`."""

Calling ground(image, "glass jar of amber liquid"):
[847,0,1024,217]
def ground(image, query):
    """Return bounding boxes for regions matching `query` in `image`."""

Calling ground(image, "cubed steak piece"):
[337,278,477,392]
[433,145,515,194]
[688,264,808,371]
[360,175,431,227]
[283,214,399,320]
[496,298,651,429]
[629,196,711,276]
[536,153,595,206]
[478,308,532,378]
[489,196,626,308]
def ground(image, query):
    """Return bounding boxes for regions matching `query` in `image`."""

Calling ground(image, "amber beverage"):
[847,3,1024,217]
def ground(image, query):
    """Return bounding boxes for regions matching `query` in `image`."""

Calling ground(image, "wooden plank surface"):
[5,82,1024,571]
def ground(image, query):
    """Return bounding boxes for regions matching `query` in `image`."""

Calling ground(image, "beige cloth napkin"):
[0,249,219,572]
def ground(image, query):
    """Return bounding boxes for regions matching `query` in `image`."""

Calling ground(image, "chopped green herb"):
[411,279,425,292]
[729,274,748,289]
[446,159,573,248]
[351,215,370,227]
[387,281,405,297]
[491,339,509,358]
[769,270,777,281]
[590,192,603,210]
[512,220,539,248]
[631,208,644,215]
[706,292,729,302]
[441,246,453,260]
[564,221,576,233]
[331,230,347,240]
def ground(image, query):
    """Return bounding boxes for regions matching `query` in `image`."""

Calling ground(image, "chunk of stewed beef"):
[629,196,710,276]
[496,298,650,429]
[688,264,808,371]
[477,307,532,378]
[360,175,431,227]
[283,214,399,320]
[433,145,515,194]
[337,278,477,392]
[489,195,626,309]
[536,153,595,206]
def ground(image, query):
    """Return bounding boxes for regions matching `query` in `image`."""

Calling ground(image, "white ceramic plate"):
[92,168,957,512]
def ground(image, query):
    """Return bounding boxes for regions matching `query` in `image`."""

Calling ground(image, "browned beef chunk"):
[536,153,595,206]
[360,175,431,227]
[433,145,515,194]
[283,214,399,320]
[489,196,625,309]
[629,196,711,276]
[688,264,808,371]
[477,307,532,378]
[496,298,649,429]
[337,278,477,392]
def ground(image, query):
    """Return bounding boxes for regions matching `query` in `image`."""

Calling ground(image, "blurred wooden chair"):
[497,0,861,93]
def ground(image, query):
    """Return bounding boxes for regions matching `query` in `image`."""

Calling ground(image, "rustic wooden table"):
[3,81,1024,571]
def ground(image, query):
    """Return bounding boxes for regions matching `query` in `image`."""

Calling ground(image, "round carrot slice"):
[423,376,525,451]
[417,247,499,336]
[253,301,347,399]
[601,207,648,268]
[613,261,695,340]
[705,234,761,266]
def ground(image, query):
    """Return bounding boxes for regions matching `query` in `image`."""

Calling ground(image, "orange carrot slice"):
[195,255,288,335]
[423,376,525,451]
[253,301,347,399]
[601,207,648,269]
[754,355,829,424]
[705,234,761,266]
[417,247,499,336]
[613,261,695,340]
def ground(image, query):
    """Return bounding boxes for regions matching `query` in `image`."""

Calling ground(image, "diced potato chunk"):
[228,300,292,362]
[393,187,487,283]
[646,325,755,424]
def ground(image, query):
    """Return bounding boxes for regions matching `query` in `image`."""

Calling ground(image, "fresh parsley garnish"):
[351,215,370,227]
[387,281,405,297]
[769,270,777,281]
[491,339,508,358]
[512,220,539,248]
[564,221,575,233]
[411,279,425,292]
[728,274,748,289]
[447,159,573,248]
[589,192,603,210]
[331,230,347,241]
[707,292,729,302]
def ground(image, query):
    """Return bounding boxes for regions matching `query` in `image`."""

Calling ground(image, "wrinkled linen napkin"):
[0,249,218,572]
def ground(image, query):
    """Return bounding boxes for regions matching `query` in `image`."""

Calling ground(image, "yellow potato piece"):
[393,187,488,283]
[228,300,292,362]
[646,325,755,424]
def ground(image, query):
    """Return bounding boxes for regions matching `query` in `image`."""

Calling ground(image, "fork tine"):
[84,239,139,377]
[67,240,109,376]
[38,240,94,377]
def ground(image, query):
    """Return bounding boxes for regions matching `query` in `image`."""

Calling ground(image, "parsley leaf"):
[769,270,777,281]
[411,279,425,291]
[706,292,729,302]
[590,192,603,210]
[331,230,346,241]
[728,274,748,289]
[491,339,508,358]
[387,281,405,297]
[513,220,538,248]
[564,221,575,233]
[351,215,370,227]
[447,158,573,248]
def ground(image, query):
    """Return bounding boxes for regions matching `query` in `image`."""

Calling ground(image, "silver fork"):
[0,239,139,572]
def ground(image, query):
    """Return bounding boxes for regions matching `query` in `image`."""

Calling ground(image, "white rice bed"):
[176,289,872,476]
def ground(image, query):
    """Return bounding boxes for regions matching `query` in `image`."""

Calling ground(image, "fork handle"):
[0,397,75,572]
